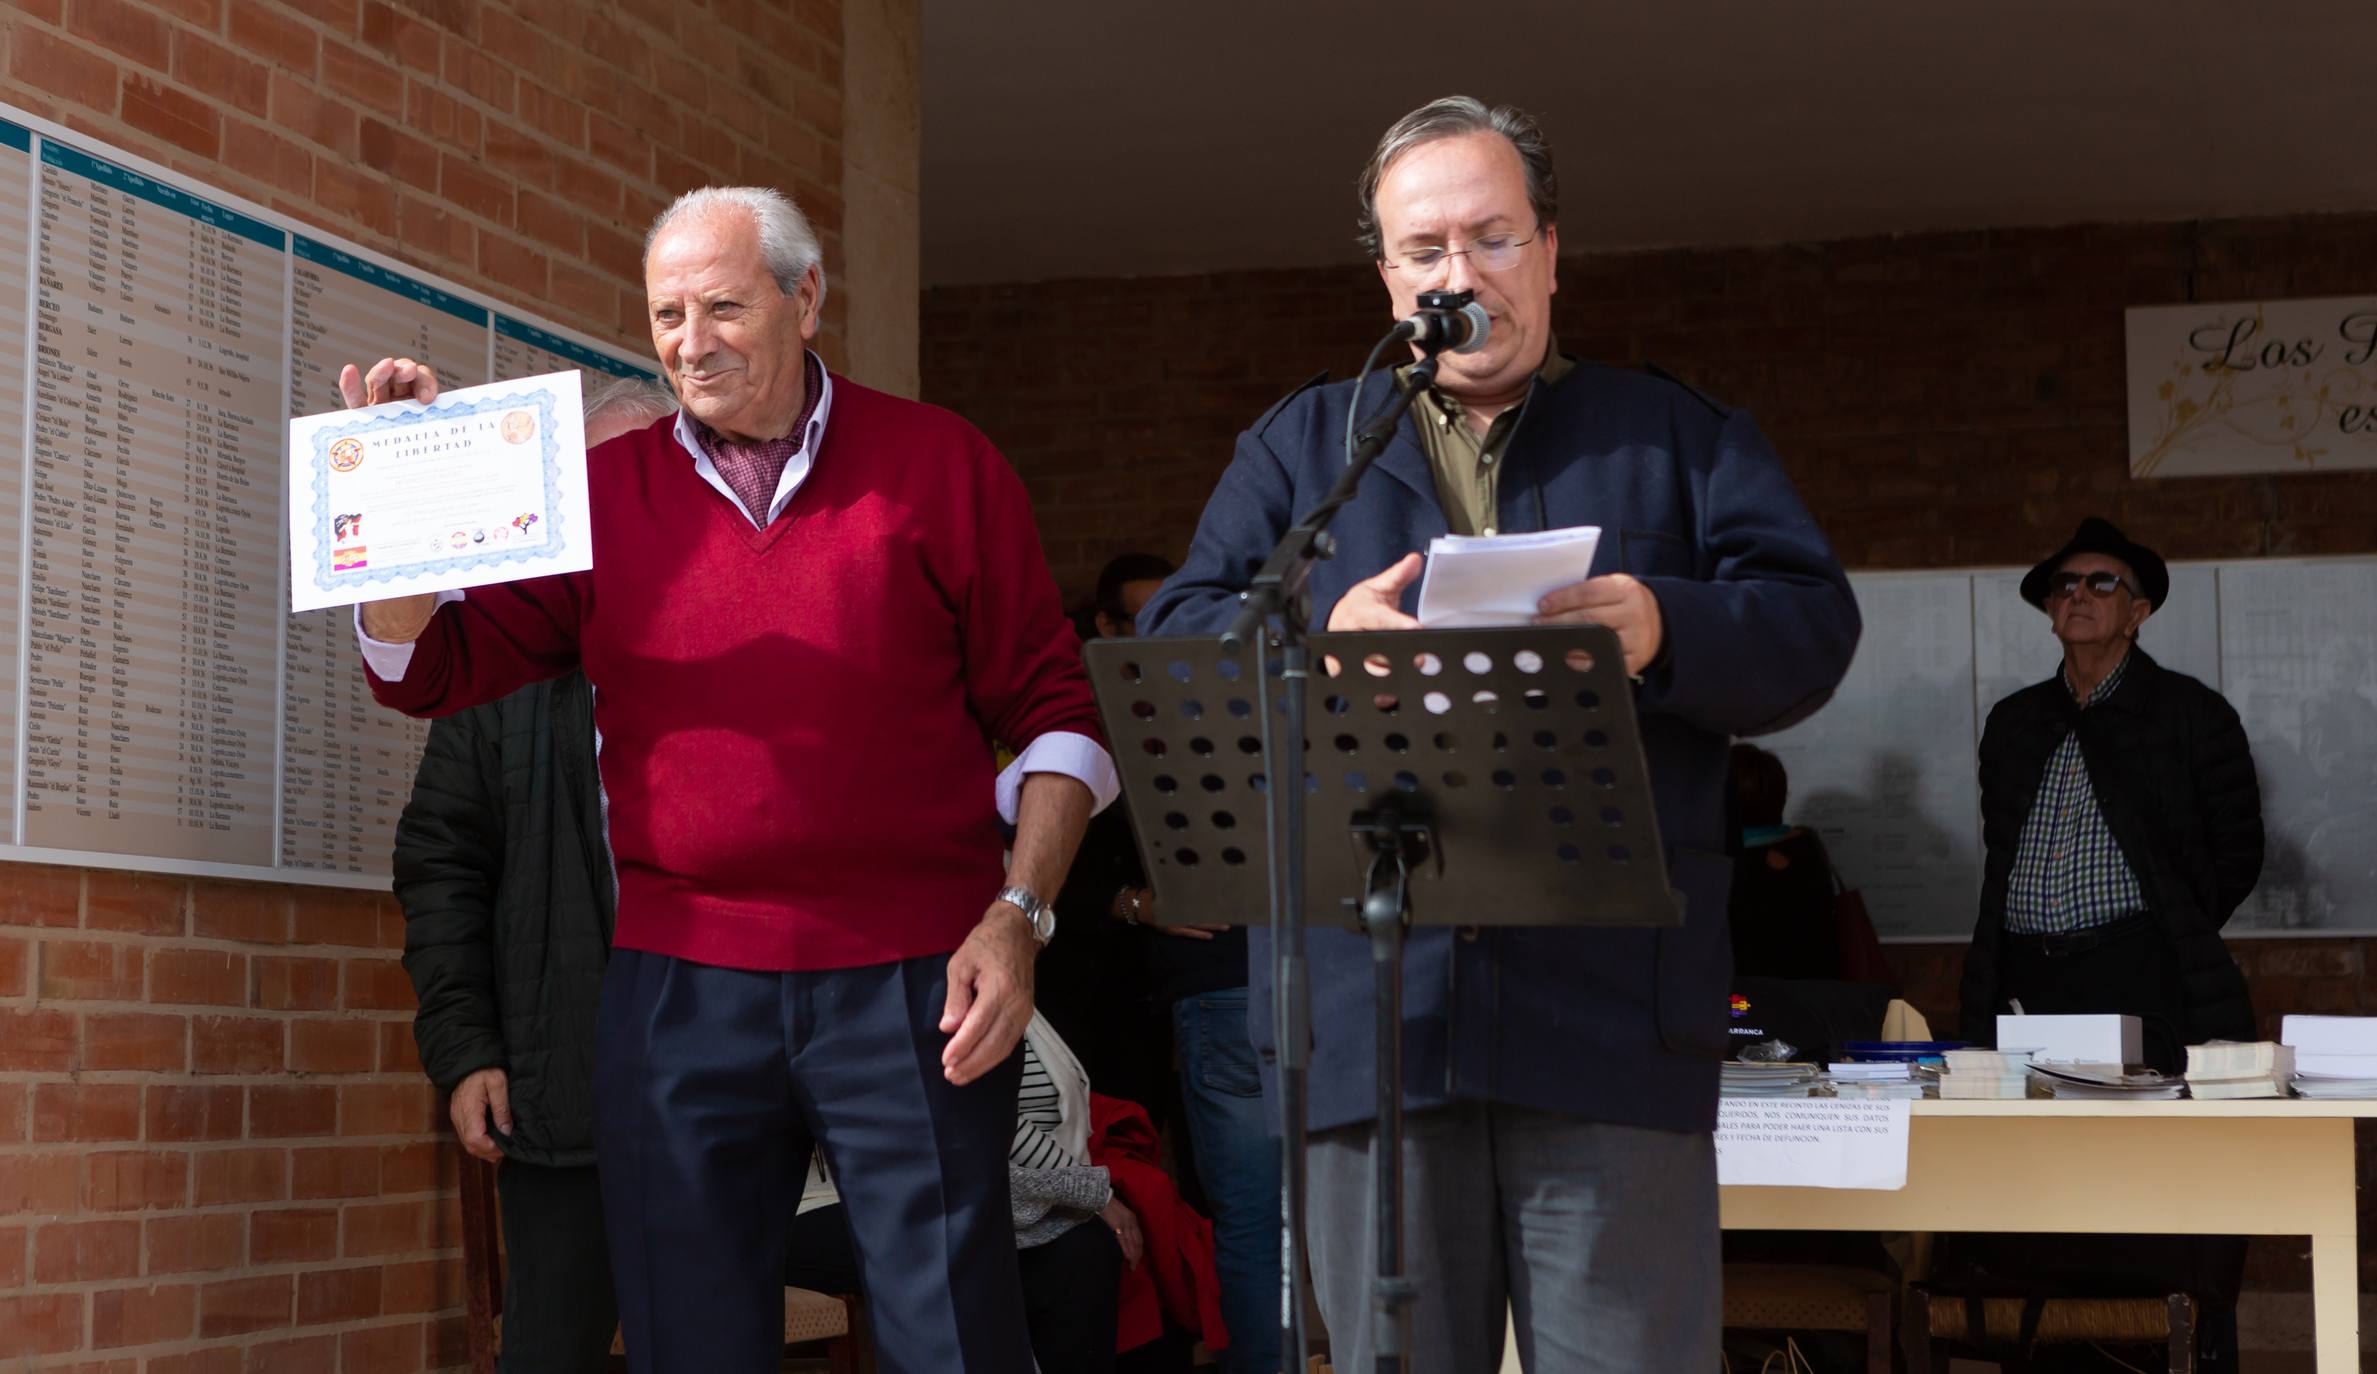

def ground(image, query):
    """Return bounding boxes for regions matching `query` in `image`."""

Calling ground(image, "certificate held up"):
[286,369,593,612]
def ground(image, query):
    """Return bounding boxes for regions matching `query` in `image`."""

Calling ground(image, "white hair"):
[643,186,827,307]
[582,373,679,428]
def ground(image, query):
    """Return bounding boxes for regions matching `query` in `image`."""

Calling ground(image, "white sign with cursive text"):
[2127,295,2377,478]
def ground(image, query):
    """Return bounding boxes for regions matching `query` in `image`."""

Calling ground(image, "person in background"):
[1043,554,1183,1121]
[784,1012,1209,1374]
[1052,551,1282,1374]
[1726,743,1844,981]
[1956,516,2262,1369]
[392,375,678,1373]
[1965,518,2260,1075]
[1142,95,1859,1370]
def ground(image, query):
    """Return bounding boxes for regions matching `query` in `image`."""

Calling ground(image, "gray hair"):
[643,185,827,306]
[1354,96,1558,260]
[582,373,679,428]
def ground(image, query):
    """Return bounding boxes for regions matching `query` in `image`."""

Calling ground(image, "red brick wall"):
[0,870,450,1369]
[0,0,847,355]
[0,2,847,1369]
[923,215,2377,601]
[922,213,2377,1303]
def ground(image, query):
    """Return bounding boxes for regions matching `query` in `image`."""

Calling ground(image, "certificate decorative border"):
[307,387,571,593]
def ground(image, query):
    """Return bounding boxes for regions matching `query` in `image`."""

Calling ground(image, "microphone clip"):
[1399,288,1489,356]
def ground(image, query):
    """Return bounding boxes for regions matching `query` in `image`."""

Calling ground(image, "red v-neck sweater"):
[366,379,1102,971]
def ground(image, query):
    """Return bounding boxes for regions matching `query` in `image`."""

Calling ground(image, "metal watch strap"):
[996,884,1053,944]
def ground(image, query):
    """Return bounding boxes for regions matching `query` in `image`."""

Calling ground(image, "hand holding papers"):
[287,369,592,612]
[1414,526,1601,627]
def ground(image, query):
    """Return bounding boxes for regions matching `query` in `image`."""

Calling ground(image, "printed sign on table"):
[1715,1097,1911,1190]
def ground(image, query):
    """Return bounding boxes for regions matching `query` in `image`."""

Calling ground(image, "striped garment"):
[1009,1038,1081,1171]
[2002,653,2146,934]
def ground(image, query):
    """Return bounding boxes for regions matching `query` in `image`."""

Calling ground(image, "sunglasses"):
[2047,571,2134,601]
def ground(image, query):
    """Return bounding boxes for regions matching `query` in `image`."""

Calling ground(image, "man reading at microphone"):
[1141,95,1860,1370]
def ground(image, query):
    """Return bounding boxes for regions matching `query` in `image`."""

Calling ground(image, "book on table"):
[2184,1040,2293,1097]
[2188,1077,2289,1100]
[1940,1075,2033,1100]
[2186,1040,2293,1079]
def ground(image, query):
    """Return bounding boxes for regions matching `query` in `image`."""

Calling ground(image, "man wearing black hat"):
[1962,516,2261,1066]
[1955,516,2262,1367]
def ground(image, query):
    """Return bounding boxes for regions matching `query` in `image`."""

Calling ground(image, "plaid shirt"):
[691,352,828,526]
[2003,653,2145,934]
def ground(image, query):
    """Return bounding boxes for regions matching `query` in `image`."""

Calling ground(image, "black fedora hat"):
[2019,517,2169,611]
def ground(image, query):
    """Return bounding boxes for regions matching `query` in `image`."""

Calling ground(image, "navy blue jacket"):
[1140,361,1860,1134]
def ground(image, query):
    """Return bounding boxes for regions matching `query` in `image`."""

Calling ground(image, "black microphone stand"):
[1222,347,1443,1374]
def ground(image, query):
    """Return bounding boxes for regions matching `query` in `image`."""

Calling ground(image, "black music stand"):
[1088,623,1681,1373]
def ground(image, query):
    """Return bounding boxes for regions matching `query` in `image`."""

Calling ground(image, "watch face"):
[1032,906,1056,942]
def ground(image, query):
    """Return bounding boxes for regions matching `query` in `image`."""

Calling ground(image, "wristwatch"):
[996,885,1056,946]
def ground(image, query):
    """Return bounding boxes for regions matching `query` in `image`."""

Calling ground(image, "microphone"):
[1393,288,1491,355]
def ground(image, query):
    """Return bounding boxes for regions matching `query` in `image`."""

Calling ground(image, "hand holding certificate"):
[287,366,594,614]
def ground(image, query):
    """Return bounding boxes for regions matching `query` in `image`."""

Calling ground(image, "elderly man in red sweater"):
[344,187,1110,1373]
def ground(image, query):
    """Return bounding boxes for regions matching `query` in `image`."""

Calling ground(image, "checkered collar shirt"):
[2002,651,2146,934]
[674,350,833,528]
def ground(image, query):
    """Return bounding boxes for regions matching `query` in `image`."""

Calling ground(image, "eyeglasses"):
[1382,226,1540,276]
[2047,571,2134,601]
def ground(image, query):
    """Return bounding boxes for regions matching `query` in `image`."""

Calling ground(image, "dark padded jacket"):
[1961,649,2262,1045]
[393,670,613,1168]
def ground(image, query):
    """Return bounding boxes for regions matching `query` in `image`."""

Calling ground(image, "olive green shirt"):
[1409,343,1575,537]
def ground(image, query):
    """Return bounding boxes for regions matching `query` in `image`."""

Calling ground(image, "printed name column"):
[493,313,657,387]
[0,119,33,842]
[281,236,478,874]
[25,141,282,861]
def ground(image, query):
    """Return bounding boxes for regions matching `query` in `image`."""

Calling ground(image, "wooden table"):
[1716,1098,2375,1373]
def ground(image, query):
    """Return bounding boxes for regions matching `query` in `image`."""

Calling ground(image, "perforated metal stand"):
[1089,623,1682,1373]
[1093,626,1680,930]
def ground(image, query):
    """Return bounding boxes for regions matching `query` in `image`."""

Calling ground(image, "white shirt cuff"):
[353,589,466,681]
[996,731,1119,824]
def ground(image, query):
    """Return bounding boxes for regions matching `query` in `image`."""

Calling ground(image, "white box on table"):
[1995,1014,2140,1065]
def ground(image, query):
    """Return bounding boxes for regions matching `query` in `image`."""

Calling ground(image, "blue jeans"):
[1173,988,1281,1374]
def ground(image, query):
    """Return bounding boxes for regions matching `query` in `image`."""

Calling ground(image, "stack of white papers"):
[1721,1062,1821,1098]
[2280,1015,2377,1054]
[2028,1063,2184,1100]
[1827,1061,1913,1080]
[2291,1076,2377,1099]
[2279,1016,2377,1097]
[1827,1061,1924,1098]
[1937,1048,2034,1099]
[1414,526,1601,627]
[2281,1017,2377,1096]
[1832,1079,1927,1100]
